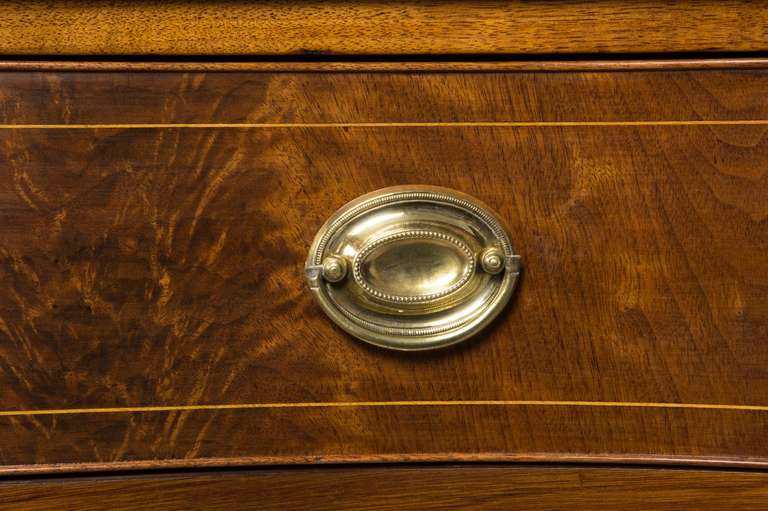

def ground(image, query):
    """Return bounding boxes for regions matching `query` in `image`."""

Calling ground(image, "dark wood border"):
[4,465,768,510]
[3,465,768,510]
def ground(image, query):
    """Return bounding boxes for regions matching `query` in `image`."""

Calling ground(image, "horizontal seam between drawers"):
[1,120,768,129]
[2,400,768,417]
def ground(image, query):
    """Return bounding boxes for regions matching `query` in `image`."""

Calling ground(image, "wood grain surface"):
[2,68,768,124]
[0,1,767,56]
[0,65,767,473]
[2,466,768,510]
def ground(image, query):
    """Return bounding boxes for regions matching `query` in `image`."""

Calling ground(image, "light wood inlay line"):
[2,400,768,417]
[1,121,768,129]
[2,58,768,72]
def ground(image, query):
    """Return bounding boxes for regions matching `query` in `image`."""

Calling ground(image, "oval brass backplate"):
[305,186,521,350]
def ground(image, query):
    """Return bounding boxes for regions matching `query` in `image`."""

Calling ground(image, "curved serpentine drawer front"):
[0,63,767,473]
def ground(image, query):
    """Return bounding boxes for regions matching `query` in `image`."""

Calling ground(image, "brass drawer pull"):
[305,186,520,350]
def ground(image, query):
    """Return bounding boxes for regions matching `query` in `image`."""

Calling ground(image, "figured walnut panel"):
[0,68,767,472]
[0,1,767,55]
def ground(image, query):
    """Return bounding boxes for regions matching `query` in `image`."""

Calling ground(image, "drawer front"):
[1,62,767,473]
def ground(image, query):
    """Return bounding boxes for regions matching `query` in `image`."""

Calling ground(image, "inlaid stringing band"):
[2,400,768,417]
[2,117,765,416]
[0,120,768,128]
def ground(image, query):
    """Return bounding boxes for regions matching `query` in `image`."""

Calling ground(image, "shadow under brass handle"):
[305,185,521,351]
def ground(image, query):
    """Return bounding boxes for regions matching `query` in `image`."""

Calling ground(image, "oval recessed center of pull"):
[353,231,475,304]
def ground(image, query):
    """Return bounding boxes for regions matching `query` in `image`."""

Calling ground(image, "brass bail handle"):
[305,186,521,351]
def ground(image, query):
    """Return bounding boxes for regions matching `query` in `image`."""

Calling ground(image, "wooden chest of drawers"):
[1,2,767,509]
